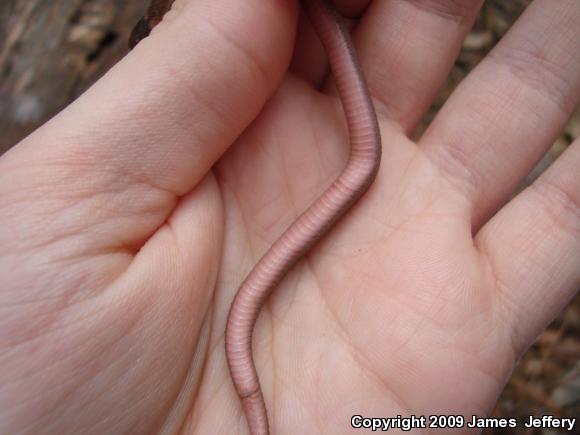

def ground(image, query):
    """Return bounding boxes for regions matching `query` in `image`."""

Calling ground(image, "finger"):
[321,0,483,132]
[421,0,580,229]
[0,0,298,250]
[476,137,580,356]
[290,1,369,85]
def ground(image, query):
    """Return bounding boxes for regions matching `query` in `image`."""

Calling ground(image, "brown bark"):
[0,0,148,153]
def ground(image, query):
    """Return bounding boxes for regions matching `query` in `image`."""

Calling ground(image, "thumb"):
[1,0,297,249]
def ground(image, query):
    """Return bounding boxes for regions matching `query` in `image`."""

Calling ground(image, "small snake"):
[130,1,381,434]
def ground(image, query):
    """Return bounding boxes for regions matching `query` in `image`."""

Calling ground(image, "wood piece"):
[0,0,148,153]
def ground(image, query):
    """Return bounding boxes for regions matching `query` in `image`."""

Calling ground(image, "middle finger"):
[296,0,483,133]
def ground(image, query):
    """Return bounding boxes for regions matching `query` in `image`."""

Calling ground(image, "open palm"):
[1,1,579,434]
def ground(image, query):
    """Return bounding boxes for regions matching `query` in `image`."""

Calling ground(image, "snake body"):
[130,1,381,434]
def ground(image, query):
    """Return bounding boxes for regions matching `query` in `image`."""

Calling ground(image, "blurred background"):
[0,1,578,433]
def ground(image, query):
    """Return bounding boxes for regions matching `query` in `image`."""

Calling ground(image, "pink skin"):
[224,1,381,433]
[131,0,380,433]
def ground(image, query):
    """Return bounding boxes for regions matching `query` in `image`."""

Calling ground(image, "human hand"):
[1,1,579,434]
